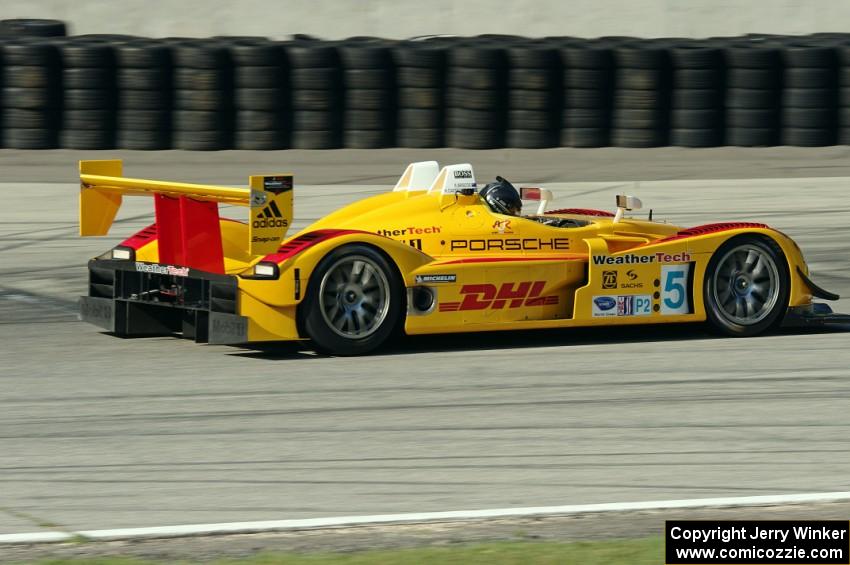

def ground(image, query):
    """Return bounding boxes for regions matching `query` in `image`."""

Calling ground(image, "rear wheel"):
[301,244,403,355]
[703,235,789,336]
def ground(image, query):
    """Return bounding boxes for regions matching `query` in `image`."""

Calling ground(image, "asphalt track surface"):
[1,150,850,541]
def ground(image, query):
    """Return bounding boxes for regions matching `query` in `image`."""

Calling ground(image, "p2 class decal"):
[660,264,691,315]
[439,281,559,312]
[592,295,653,317]
[415,274,457,284]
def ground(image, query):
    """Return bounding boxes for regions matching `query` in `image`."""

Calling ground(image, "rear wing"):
[79,160,292,271]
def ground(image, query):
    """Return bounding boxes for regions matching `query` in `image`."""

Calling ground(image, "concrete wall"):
[4,0,850,40]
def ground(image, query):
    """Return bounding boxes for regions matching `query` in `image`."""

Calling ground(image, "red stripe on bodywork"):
[120,223,158,250]
[652,222,769,245]
[546,208,615,217]
[261,229,368,264]
[439,255,584,265]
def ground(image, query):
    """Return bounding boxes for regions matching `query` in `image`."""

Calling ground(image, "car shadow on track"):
[226,323,850,361]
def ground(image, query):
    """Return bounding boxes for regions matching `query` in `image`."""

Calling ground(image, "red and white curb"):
[3,491,850,544]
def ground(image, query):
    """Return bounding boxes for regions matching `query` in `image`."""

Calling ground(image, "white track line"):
[3,491,850,544]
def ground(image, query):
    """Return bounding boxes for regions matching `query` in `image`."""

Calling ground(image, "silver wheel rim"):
[711,243,780,326]
[319,255,390,339]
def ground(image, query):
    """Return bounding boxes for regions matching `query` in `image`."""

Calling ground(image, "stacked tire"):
[172,40,233,150]
[58,39,119,149]
[669,42,725,146]
[505,41,559,148]
[724,44,783,146]
[559,41,614,147]
[839,44,850,145]
[229,40,287,150]
[393,42,445,148]
[611,41,671,147]
[116,40,172,149]
[780,42,837,146]
[1,40,61,148]
[445,41,507,149]
[286,42,343,149]
[0,19,66,39]
[340,41,395,148]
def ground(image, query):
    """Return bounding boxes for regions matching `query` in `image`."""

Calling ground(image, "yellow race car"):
[78,159,846,355]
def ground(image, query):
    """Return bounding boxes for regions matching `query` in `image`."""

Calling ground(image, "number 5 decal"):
[661,264,690,315]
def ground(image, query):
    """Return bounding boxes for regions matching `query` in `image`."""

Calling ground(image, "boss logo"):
[453,170,472,178]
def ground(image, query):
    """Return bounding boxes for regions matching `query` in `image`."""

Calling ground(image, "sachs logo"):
[440,281,558,312]
[253,201,288,228]
[593,296,616,311]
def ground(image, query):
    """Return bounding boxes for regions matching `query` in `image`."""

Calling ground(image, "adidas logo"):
[253,201,288,228]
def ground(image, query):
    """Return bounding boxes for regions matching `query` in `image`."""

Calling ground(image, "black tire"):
[339,43,392,69]
[233,129,286,150]
[781,127,835,146]
[392,43,446,68]
[508,89,552,110]
[292,89,340,110]
[611,127,665,147]
[563,68,611,89]
[671,88,721,109]
[3,66,58,88]
[284,43,340,68]
[173,89,229,111]
[2,127,57,149]
[448,44,507,68]
[397,108,441,128]
[293,110,341,130]
[613,89,665,110]
[118,90,170,110]
[614,45,669,69]
[64,67,113,89]
[0,19,66,38]
[560,127,609,147]
[345,68,392,89]
[562,108,608,128]
[173,110,223,131]
[118,109,170,131]
[784,67,836,88]
[63,109,115,130]
[174,68,227,90]
[226,42,281,67]
[782,88,834,108]
[725,46,781,69]
[669,127,722,147]
[445,127,503,149]
[172,129,231,150]
[448,67,503,90]
[234,88,282,110]
[616,67,664,90]
[64,89,114,110]
[703,235,789,336]
[234,66,283,89]
[60,129,115,149]
[671,108,722,129]
[669,45,722,69]
[505,128,557,148]
[446,87,500,110]
[172,42,230,69]
[398,87,441,108]
[508,68,555,91]
[782,107,835,128]
[3,108,57,129]
[613,108,663,129]
[672,68,722,89]
[59,42,115,68]
[344,109,391,130]
[344,129,393,148]
[396,66,442,88]
[726,88,780,109]
[115,41,171,68]
[447,108,503,129]
[396,127,443,147]
[726,68,780,89]
[563,88,609,108]
[726,108,779,128]
[559,45,613,69]
[235,110,283,131]
[3,87,59,109]
[0,42,60,67]
[346,89,392,110]
[782,45,836,68]
[508,109,554,130]
[116,129,171,150]
[117,68,169,90]
[291,129,342,149]
[506,44,558,69]
[290,68,340,90]
[300,244,403,355]
[726,126,779,146]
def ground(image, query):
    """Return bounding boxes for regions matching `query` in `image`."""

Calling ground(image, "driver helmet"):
[479,176,522,216]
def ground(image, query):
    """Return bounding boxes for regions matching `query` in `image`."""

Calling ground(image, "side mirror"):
[614,194,643,223]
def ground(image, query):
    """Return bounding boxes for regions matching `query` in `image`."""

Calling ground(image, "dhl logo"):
[440,281,559,312]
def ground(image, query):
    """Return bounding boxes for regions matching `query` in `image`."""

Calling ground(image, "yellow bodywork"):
[80,160,815,344]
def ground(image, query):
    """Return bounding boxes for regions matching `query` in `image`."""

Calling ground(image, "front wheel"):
[300,244,403,355]
[703,235,790,336]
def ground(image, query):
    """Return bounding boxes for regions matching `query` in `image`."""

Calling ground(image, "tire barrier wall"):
[2,21,850,149]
